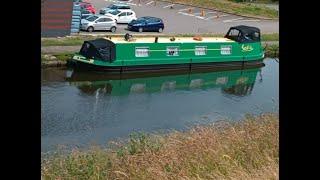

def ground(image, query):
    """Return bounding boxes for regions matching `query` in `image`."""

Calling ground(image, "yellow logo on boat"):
[241,44,253,52]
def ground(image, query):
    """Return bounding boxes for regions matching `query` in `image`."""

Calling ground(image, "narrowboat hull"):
[71,58,265,73]
[72,26,265,72]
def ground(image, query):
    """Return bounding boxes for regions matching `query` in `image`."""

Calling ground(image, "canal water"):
[41,58,278,153]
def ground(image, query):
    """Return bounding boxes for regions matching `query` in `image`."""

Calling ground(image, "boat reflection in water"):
[67,66,262,97]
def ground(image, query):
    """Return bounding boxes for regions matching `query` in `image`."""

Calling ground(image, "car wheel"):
[138,27,143,33]
[158,28,163,33]
[110,26,116,33]
[87,26,94,32]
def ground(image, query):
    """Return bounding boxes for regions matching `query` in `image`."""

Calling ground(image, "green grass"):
[53,53,73,61]
[167,0,278,19]
[264,44,279,58]
[261,33,279,41]
[42,113,279,180]
[41,33,279,46]
[41,36,97,46]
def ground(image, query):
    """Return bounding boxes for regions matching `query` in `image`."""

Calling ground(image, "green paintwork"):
[70,68,260,96]
[72,39,264,67]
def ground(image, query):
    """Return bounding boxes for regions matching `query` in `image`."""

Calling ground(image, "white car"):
[81,15,117,32]
[105,9,137,24]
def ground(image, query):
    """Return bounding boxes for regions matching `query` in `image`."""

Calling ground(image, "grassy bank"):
[264,44,279,58]
[41,53,72,67]
[41,33,279,46]
[42,113,278,179]
[166,0,278,19]
[41,53,72,62]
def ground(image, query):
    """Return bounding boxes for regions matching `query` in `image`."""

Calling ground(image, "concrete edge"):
[41,60,67,68]
[158,0,278,20]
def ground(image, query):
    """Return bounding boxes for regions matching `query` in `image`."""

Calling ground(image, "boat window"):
[220,45,232,55]
[166,46,179,56]
[238,32,260,43]
[252,32,260,41]
[135,47,149,57]
[226,29,240,41]
[195,46,207,56]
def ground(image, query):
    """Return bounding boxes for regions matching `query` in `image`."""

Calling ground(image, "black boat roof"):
[230,25,260,34]
[84,38,113,49]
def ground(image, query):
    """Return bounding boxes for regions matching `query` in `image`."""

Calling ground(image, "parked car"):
[79,2,96,14]
[81,9,93,19]
[74,0,90,4]
[81,15,117,32]
[127,16,164,33]
[105,9,137,23]
[99,4,131,15]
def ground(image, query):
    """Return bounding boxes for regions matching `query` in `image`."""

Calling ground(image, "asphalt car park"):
[79,0,278,35]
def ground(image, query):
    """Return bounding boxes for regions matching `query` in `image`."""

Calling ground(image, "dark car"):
[99,4,131,15]
[127,17,164,33]
[81,9,93,19]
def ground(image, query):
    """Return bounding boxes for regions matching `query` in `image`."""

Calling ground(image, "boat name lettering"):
[241,44,253,52]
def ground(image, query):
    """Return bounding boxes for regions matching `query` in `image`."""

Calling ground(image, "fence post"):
[201,10,205,17]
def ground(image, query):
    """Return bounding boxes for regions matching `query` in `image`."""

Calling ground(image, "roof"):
[112,3,130,6]
[84,38,114,49]
[139,16,159,19]
[230,25,260,34]
[102,37,235,44]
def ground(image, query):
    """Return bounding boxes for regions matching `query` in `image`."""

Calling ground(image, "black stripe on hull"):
[72,60,265,73]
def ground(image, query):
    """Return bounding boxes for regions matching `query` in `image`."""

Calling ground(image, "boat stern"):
[72,53,95,64]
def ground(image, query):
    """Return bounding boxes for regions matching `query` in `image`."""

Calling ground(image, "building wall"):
[41,0,73,37]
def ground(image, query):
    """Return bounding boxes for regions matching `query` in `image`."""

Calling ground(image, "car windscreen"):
[119,6,130,9]
[81,10,90,14]
[107,4,117,9]
[108,10,120,15]
[86,15,99,21]
[135,18,146,23]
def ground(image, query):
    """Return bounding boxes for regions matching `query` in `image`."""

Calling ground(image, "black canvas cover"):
[231,25,260,35]
[225,25,261,43]
[79,38,116,62]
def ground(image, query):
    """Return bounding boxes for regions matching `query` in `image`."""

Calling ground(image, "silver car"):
[81,15,117,32]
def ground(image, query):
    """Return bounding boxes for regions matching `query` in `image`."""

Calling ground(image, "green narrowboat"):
[68,67,260,97]
[72,25,265,72]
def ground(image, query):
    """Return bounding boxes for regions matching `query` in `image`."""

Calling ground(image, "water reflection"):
[68,67,260,97]
[42,61,278,153]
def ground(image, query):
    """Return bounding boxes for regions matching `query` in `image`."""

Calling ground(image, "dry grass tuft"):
[42,113,279,180]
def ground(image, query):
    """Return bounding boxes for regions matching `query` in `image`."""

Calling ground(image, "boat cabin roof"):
[102,36,235,44]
